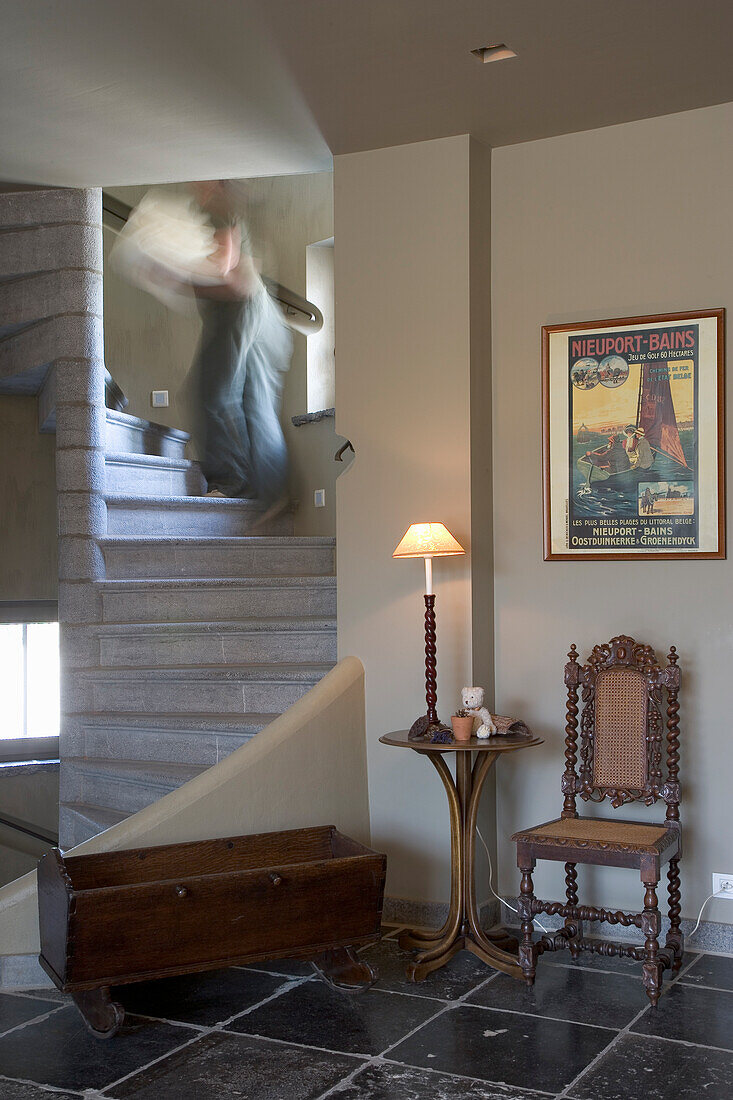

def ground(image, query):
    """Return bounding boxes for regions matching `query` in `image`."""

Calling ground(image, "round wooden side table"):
[379,730,543,982]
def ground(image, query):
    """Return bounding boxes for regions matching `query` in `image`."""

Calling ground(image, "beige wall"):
[306,240,335,413]
[104,175,339,535]
[335,136,495,905]
[0,396,57,602]
[103,186,202,445]
[246,173,341,536]
[492,102,733,925]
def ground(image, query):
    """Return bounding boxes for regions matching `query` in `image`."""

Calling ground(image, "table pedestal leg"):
[399,755,461,953]
[401,751,523,982]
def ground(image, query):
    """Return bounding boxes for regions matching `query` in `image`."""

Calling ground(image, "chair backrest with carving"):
[561,636,680,820]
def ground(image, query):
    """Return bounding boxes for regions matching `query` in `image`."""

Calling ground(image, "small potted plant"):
[451,708,474,742]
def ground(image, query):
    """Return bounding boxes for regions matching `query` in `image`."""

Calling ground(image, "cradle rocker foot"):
[72,987,125,1039]
[312,946,377,992]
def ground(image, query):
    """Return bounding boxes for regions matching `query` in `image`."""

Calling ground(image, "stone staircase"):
[0,186,335,850]
[60,409,337,847]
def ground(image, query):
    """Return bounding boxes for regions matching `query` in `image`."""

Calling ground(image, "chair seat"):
[513,816,680,866]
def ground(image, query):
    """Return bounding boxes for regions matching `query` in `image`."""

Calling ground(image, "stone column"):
[0,187,106,848]
[47,190,106,847]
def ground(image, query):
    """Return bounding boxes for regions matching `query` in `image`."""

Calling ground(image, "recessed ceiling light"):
[471,44,517,64]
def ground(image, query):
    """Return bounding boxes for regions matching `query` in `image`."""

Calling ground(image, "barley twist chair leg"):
[641,879,663,1007]
[518,863,537,985]
[564,861,583,958]
[666,857,683,969]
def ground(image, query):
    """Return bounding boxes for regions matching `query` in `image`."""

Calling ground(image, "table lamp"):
[392,522,466,740]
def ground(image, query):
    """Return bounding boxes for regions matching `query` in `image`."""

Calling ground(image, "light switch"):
[314,489,326,508]
[151,390,169,408]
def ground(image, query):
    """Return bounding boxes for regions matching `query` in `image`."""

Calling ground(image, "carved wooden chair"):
[512,635,682,1006]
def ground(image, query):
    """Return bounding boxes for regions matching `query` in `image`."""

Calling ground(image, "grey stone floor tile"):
[467,964,645,1028]
[0,1006,192,1092]
[567,1032,733,1099]
[0,1083,78,1100]
[678,951,733,990]
[330,1061,554,1098]
[539,945,691,978]
[543,949,691,977]
[240,957,315,978]
[362,939,496,1001]
[0,992,63,1035]
[108,1031,361,1099]
[631,981,733,1050]
[543,950,643,975]
[238,929,402,979]
[504,932,645,976]
[115,966,288,1026]
[227,981,440,1056]
[387,1003,612,1094]
[6,955,730,1099]
[18,986,70,1002]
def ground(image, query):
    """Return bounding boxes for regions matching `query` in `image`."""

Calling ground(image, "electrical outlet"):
[314,489,326,508]
[151,390,169,408]
[712,873,733,899]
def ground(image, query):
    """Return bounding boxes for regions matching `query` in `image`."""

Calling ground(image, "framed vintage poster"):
[543,309,725,561]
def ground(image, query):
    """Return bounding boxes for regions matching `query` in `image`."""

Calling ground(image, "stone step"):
[0,188,98,229]
[105,409,190,459]
[97,619,337,667]
[0,222,100,279]
[58,801,127,849]
[0,314,102,388]
[101,575,337,623]
[0,270,100,329]
[105,494,294,537]
[67,712,274,767]
[60,758,207,817]
[104,452,206,497]
[70,663,332,715]
[101,535,336,579]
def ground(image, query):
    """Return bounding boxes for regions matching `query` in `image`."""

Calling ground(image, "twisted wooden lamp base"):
[409,594,451,740]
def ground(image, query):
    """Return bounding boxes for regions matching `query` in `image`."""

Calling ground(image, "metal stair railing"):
[102,192,323,333]
[0,812,58,847]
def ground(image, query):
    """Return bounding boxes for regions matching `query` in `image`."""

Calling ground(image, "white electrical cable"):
[475,824,550,934]
[689,889,727,939]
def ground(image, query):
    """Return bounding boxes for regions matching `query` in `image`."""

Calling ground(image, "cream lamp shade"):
[392,523,465,559]
[393,522,465,596]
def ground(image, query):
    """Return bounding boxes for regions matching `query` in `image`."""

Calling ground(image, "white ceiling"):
[3,0,733,186]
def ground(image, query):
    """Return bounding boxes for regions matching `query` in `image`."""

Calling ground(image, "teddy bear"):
[461,686,497,738]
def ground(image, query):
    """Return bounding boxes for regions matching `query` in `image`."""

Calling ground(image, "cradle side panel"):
[66,853,385,987]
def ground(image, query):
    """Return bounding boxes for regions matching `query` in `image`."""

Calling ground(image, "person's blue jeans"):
[193,287,292,504]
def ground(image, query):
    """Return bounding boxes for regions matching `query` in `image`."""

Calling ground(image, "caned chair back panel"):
[562,635,681,813]
[593,667,648,790]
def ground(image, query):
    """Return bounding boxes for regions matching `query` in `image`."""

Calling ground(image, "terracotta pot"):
[451,715,474,741]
